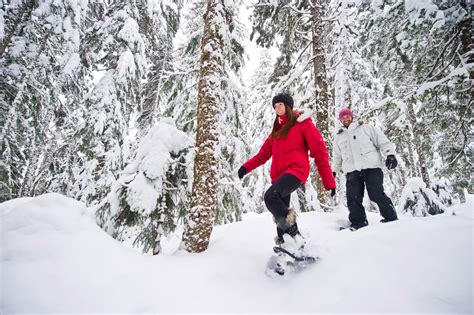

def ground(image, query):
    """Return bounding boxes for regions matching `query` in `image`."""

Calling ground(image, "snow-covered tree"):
[358,0,472,200]
[0,0,88,201]
[240,50,275,214]
[135,0,182,135]
[214,1,246,225]
[166,0,245,229]
[250,0,339,209]
[161,0,204,133]
[398,177,446,216]
[72,1,182,216]
[99,118,193,254]
[183,0,246,252]
[71,2,146,209]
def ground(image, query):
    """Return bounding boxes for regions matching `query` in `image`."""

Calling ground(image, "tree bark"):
[183,0,223,253]
[310,0,331,208]
[406,100,430,186]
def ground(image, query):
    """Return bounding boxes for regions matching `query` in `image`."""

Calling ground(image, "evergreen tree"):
[183,0,226,253]
[0,0,88,201]
[100,118,192,254]
[359,0,472,200]
[136,0,182,135]
[251,0,337,210]
[240,51,274,214]
[71,2,146,211]
[214,1,246,224]
[165,0,245,228]
[161,0,204,133]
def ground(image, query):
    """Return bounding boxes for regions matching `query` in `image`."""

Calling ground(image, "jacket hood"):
[337,119,364,134]
[296,108,312,122]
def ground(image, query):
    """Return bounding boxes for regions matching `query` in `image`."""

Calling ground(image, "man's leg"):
[363,168,398,221]
[346,171,368,227]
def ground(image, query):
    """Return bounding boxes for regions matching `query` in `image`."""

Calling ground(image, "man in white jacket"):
[332,108,398,230]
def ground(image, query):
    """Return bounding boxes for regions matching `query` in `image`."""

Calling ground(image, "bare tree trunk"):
[310,0,331,207]
[18,143,40,197]
[406,100,430,186]
[459,0,473,81]
[458,1,472,194]
[135,0,172,136]
[183,0,223,253]
[406,137,419,178]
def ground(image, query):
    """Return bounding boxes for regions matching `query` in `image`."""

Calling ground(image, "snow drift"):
[1,193,472,313]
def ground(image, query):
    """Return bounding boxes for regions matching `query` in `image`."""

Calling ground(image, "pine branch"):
[0,0,39,57]
[424,28,461,80]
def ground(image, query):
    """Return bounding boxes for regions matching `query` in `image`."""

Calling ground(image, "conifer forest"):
[1,0,472,253]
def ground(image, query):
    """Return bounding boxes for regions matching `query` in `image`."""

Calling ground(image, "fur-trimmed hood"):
[295,108,312,123]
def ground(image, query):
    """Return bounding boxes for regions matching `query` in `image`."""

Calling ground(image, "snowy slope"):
[1,193,472,313]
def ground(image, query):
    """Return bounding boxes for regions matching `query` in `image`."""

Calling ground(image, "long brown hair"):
[271,104,297,141]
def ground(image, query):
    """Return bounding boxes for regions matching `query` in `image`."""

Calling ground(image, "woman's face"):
[274,102,286,116]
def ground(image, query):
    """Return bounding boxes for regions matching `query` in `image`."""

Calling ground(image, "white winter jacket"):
[332,120,396,174]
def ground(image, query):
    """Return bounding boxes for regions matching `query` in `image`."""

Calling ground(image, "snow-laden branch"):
[424,28,460,80]
[282,4,311,16]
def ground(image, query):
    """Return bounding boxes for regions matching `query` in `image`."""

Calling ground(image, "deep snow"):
[1,193,472,313]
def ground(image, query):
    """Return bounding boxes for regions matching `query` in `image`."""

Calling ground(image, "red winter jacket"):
[243,109,336,189]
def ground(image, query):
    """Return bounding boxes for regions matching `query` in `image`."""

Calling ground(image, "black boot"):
[349,220,368,230]
[380,218,398,223]
[274,209,301,244]
[275,226,284,245]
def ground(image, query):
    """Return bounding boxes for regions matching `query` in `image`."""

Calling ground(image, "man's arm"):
[332,139,343,174]
[370,125,396,157]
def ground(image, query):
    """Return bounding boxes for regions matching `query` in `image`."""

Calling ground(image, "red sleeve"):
[242,136,272,173]
[303,119,336,189]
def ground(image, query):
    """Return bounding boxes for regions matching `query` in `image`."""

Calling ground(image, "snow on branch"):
[398,178,448,217]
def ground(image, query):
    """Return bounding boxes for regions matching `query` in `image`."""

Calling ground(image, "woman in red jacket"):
[238,93,336,245]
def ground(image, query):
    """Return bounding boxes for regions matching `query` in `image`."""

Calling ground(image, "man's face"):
[340,114,353,128]
[274,102,286,116]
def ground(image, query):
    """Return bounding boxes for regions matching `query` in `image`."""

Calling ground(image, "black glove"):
[330,188,336,197]
[238,166,247,179]
[332,172,336,178]
[385,155,398,170]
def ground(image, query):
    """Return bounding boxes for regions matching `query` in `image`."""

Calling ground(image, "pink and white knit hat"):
[338,108,353,120]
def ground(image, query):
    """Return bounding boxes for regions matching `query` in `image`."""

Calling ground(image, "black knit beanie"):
[272,93,294,109]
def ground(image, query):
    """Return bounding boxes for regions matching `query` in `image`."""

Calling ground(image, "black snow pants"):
[346,168,398,226]
[264,173,302,221]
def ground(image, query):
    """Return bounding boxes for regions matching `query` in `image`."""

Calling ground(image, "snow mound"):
[1,193,472,313]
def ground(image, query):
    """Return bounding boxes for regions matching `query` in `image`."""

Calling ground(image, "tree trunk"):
[458,1,473,194]
[406,136,419,178]
[183,0,223,253]
[310,0,331,207]
[135,0,171,136]
[18,143,40,197]
[406,100,430,186]
[459,0,473,81]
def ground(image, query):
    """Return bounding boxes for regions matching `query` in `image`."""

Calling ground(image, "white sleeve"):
[370,125,396,157]
[332,138,343,173]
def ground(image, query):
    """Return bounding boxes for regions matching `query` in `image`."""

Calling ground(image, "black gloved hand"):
[330,188,336,197]
[385,155,398,170]
[332,172,336,178]
[238,166,247,179]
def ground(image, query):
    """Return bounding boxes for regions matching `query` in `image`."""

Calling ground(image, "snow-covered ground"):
[1,193,472,313]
